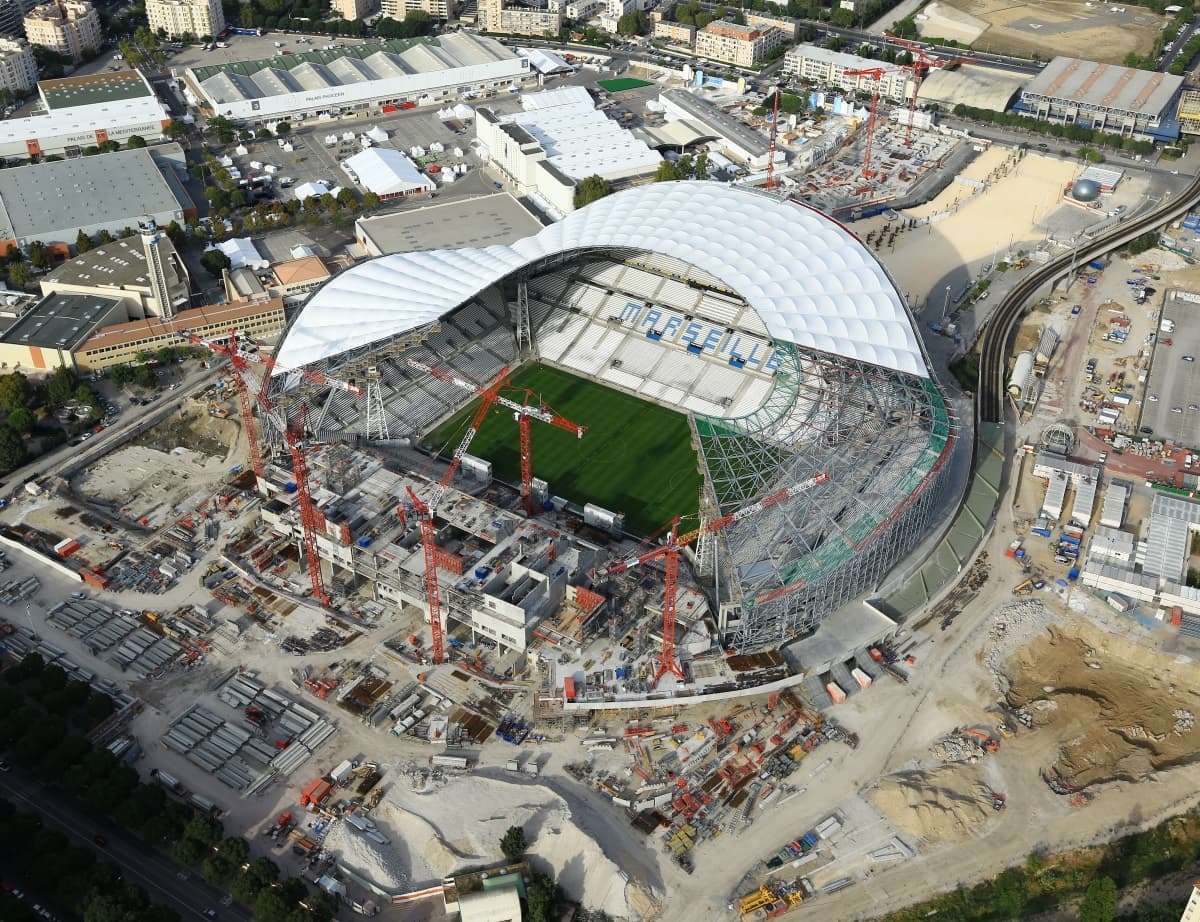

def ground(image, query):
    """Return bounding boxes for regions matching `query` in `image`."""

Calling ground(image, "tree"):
[164,220,186,248]
[617,9,646,33]
[200,248,231,276]
[0,372,31,412]
[654,159,684,182]
[164,120,191,143]
[27,241,48,270]
[75,230,94,253]
[46,367,78,406]
[573,175,612,208]
[336,187,358,209]
[0,426,27,471]
[96,229,114,245]
[526,872,562,922]
[125,135,147,149]
[362,191,380,209]
[1079,876,1118,922]
[6,407,34,435]
[6,262,32,289]
[500,824,526,860]
[274,121,291,136]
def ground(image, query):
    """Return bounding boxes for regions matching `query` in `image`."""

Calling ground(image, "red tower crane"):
[177,329,362,481]
[843,67,896,178]
[593,472,830,687]
[406,358,586,516]
[404,366,510,664]
[765,87,782,192]
[885,35,975,147]
[283,403,329,605]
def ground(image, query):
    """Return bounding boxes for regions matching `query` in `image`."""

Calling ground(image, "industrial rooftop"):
[660,89,771,159]
[39,71,154,110]
[355,192,544,255]
[1022,56,1184,115]
[0,292,126,350]
[193,34,515,104]
[45,235,166,289]
[0,147,190,243]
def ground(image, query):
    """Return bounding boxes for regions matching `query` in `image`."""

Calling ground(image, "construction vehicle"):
[593,472,830,686]
[1012,578,1034,596]
[964,729,999,752]
[992,792,1007,811]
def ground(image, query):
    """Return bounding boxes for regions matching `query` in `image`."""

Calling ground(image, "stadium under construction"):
[247,182,956,698]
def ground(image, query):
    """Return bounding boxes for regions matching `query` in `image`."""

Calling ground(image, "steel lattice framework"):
[692,342,956,652]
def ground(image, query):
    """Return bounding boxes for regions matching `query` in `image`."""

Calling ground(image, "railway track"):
[977,170,1200,424]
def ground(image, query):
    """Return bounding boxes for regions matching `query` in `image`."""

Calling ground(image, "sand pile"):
[871,765,995,842]
[329,774,633,917]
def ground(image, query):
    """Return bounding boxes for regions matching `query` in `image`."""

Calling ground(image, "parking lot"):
[1138,289,1200,444]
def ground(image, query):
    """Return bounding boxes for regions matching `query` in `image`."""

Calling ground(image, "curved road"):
[977,170,1200,423]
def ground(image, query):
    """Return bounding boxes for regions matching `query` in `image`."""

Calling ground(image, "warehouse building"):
[186,34,529,124]
[475,85,660,214]
[916,63,1025,114]
[0,291,126,372]
[0,70,169,160]
[1016,56,1183,141]
[659,88,775,169]
[0,144,194,250]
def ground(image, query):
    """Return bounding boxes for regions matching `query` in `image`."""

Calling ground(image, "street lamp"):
[941,284,952,321]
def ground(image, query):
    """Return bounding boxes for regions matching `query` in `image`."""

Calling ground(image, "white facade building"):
[0,37,36,95]
[784,44,911,102]
[146,0,224,39]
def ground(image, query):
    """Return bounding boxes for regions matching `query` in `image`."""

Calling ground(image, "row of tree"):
[950,104,1156,155]
[0,654,336,922]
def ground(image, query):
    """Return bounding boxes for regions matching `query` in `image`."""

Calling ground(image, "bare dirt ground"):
[937,0,1162,63]
[1005,627,1200,791]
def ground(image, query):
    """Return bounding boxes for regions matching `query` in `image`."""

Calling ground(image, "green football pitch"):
[424,364,700,535]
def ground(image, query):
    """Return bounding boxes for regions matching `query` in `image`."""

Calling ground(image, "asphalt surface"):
[1139,293,1200,444]
[0,765,247,922]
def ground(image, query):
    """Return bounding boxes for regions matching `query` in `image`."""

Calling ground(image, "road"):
[1160,15,1199,72]
[0,765,247,921]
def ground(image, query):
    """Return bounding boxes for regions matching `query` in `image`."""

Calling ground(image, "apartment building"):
[0,36,35,94]
[23,0,101,62]
[480,0,562,36]
[653,20,694,45]
[379,0,450,19]
[335,0,378,19]
[783,44,910,101]
[745,9,796,40]
[695,21,783,68]
[145,0,224,39]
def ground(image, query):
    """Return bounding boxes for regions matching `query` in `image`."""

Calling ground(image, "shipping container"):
[825,681,846,704]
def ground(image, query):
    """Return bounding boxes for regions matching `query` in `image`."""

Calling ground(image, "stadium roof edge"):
[274,182,930,378]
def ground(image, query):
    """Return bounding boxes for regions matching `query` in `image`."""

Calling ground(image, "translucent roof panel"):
[274,183,929,378]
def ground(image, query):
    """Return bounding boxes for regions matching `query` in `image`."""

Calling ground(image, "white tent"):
[210,238,267,271]
[294,181,331,202]
[518,47,574,75]
[343,148,434,198]
[452,103,474,121]
[366,125,388,142]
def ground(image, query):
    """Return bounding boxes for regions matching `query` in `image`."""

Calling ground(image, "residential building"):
[695,21,783,68]
[335,0,378,20]
[653,20,694,45]
[1017,56,1183,141]
[745,9,796,40]
[145,0,224,40]
[0,0,36,40]
[605,0,638,16]
[379,0,450,20]
[783,44,910,101]
[1181,882,1200,922]
[23,0,101,62]
[0,37,36,94]
[0,70,170,160]
[559,0,600,18]
[480,0,562,37]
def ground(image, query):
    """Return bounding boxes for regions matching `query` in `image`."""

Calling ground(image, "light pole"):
[941,284,952,321]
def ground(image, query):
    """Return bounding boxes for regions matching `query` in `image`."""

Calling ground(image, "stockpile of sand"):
[871,765,995,842]
[330,774,633,916]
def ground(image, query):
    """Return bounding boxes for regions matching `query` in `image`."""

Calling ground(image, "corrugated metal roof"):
[1142,491,1200,582]
[1022,56,1183,116]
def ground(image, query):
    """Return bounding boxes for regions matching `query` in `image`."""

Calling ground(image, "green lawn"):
[597,77,654,92]
[424,364,700,535]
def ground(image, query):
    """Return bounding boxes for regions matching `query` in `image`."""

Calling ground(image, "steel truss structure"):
[692,342,956,652]
[268,248,956,653]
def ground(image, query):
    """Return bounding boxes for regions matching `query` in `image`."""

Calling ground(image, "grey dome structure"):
[1072,178,1101,202]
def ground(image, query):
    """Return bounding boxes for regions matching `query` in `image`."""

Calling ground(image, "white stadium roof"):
[275,183,928,378]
